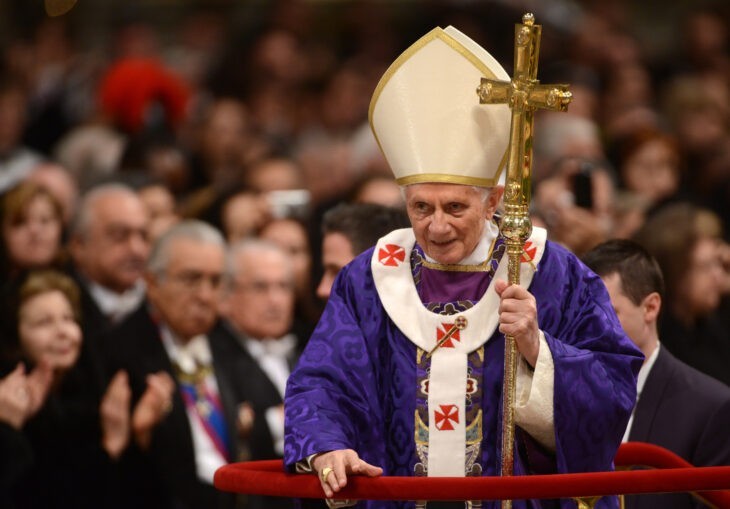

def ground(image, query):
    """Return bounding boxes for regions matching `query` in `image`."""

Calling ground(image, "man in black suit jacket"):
[220,239,300,509]
[105,220,248,509]
[584,239,730,509]
[67,183,151,391]
[222,240,301,459]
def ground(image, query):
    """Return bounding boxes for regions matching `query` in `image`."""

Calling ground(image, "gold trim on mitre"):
[396,173,494,187]
[395,145,509,188]
[368,26,511,187]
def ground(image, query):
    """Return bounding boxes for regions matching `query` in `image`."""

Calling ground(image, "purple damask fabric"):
[284,239,643,509]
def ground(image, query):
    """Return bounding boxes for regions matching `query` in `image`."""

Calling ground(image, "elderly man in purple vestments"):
[284,26,643,509]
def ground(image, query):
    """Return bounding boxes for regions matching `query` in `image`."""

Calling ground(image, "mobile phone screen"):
[573,169,593,209]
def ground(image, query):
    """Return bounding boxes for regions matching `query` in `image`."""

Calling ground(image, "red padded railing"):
[615,442,730,508]
[214,443,730,506]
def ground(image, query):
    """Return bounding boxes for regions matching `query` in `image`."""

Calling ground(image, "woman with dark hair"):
[614,128,683,208]
[633,203,730,386]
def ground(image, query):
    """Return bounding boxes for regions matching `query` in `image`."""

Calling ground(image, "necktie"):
[174,360,231,462]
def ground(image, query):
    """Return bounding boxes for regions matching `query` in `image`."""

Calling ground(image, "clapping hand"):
[100,370,132,458]
[131,371,175,450]
[0,361,53,430]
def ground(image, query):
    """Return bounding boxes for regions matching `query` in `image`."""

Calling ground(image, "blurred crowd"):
[0,0,729,508]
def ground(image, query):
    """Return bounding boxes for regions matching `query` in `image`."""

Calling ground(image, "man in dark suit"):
[584,239,730,509]
[221,239,300,461]
[68,183,151,335]
[67,183,151,391]
[220,239,300,509]
[105,220,248,509]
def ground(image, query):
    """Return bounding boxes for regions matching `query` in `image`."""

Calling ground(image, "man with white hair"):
[284,26,642,509]
[221,240,301,509]
[221,240,300,461]
[68,183,150,335]
[66,183,151,399]
[104,220,248,509]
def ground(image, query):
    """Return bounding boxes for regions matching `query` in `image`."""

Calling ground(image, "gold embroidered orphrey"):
[476,13,571,509]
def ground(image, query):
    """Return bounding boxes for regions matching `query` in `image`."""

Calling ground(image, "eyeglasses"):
[165,270,224,291]
[232,280,294,295]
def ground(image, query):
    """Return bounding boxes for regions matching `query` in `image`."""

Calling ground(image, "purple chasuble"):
[284,233,642,509]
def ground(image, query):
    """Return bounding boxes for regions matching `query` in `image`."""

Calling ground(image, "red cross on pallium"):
[378,244,406,266]
[522,240,537,264]
[436,323,460,348]
[434,404,459,431]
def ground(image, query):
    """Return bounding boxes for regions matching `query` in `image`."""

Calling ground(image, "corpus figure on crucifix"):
[284,20,642,509]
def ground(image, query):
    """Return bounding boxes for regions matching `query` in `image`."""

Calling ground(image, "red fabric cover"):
[616,442,730,507]
[616,441,701,469]
[214,444,730,505]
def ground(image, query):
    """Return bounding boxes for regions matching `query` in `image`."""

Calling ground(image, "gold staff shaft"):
[477,13,571,509]
[498,17,539,494]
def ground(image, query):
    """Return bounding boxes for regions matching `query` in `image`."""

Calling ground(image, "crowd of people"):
[0,0,729,508]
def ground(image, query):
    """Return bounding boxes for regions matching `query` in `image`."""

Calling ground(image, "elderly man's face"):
[405,183,502,264]
[226,249,295,339]
[71,192,150,293]
[146,238,225,341]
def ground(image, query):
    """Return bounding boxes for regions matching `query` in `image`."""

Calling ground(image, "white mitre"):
[369,26,511,187]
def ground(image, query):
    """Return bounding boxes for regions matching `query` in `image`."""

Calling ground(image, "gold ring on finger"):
[319,466,334,483]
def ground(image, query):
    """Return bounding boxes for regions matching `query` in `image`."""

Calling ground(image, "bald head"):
[27,163,79,224]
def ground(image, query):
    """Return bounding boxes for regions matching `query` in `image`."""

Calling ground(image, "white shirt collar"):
[240,334,296,401]
[636,342,660,397]
[242,334,297,360]
[421,219,499,265]
[159,325,212,374]
[158,324,223,484]
[87,279,146,322]
[622,342,660,443]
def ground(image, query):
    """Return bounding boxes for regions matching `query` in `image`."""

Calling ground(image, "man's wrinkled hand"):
[495,279,540,367]
[311,449,383,499]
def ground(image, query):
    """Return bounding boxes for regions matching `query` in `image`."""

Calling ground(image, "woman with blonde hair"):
[1,181,66,274]
[0,270,147,508]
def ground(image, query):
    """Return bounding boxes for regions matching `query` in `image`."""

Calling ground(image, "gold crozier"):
[476,12,571,509]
